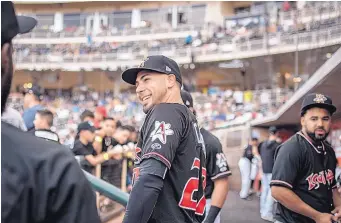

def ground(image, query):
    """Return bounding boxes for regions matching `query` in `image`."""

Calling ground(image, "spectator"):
[22,85,44,131]
[80,109,95,122]
[94,106,107,128]
[33,109,60,143]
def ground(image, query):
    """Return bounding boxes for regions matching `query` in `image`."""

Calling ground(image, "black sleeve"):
[42,150,101,223]
[270,141,302,189]
[140,104,185,169]
[206,136,231,180]
[123,159,166,223]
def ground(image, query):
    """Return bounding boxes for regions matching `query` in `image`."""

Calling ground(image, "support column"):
[93,12,100,36]
[54,12,63,32]
[131,9,141,28]
[172,6,178,29]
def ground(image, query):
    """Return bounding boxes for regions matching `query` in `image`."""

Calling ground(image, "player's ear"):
[166,74,177,88]
[300,116,305,127]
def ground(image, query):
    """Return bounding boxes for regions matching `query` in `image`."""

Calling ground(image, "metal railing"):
[83,170,129,206]
[13,26,341,70]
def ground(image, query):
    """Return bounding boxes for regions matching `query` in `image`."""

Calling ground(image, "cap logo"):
[138,57,149,68]
[186,100,190,106]
[313,94,327,104]
[166,66,171,72]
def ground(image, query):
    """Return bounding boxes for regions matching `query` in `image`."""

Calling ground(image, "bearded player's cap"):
[301,93,336,116]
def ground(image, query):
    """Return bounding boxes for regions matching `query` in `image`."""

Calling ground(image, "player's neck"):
[162,91,184,105]
[301,129,322,147]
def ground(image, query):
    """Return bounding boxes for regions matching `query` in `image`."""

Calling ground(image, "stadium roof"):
[251,47,341,127]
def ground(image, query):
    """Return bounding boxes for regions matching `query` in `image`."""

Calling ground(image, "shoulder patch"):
[150,121,174,144]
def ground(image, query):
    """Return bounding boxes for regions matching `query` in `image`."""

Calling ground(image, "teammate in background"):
[100,118,130,188]
[239,137,259,200]
[121,55,206,223]
[259,126,280,221]
[33,109,60,143]
[72,121,118,174]
[22,85,44,131]
[181,90,231,223]
[1,2,101,222]
[271,93,341,223]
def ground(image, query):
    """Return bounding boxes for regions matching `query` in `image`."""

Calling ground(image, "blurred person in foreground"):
[271,93,341,223]
[1,106,27,131]
[181,90,231,223]
[1,2,101,222]
[22,85,44,131]
[121,55,206,223]
[33,109,60,143]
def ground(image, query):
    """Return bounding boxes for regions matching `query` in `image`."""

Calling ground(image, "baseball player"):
[271,93,341,223]
[2,2,100,222]
[181,90,231,223]
[121,55,207,223]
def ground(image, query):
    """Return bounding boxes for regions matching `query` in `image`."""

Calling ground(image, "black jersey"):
[1,122,101,223]
[101,136,123,188]
[133,104,206,223]
[271,132,337,223]
[200,128,231,199]
[72,140,96,174]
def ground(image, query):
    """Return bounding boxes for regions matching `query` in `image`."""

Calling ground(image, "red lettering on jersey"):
[179,158,207,216]
[306,169,334,190]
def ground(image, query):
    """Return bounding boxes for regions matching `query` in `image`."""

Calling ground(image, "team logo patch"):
[306,169,334,190]
[313,94,327,104]
[105,137,112,147]
[138,57,149,68]
[216,153,228,172]
[150,121,174,144]
[151,143,162,150]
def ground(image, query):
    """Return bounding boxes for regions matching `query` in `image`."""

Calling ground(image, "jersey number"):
[179,158,207,215]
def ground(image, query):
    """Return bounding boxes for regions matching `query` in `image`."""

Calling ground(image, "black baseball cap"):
[181,90,194,108]
[269,126,278,134]
[1,2,37,46]
[24,85,43,100]
[300,93,336,116]
[77,121,96,134]
[121,55,182,85]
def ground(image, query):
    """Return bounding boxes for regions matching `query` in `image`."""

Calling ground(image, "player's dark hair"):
[80,109,94,122]
[251,137,258,141]
[116,120,122,128]
[104,117,114,121]
[118,125,132,132]
[37,109,54,127]
[125,125,136,132]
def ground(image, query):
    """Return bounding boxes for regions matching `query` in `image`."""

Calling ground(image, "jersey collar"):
[297,131,326,155]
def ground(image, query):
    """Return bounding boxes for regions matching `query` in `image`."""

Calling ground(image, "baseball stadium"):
[2,1,341,223]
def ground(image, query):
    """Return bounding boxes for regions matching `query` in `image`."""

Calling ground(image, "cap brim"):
[301,104,337,115]
[121,67,167,85]
[16,16,37,34]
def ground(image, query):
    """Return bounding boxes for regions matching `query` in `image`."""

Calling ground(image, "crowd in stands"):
[6,87,294,143]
